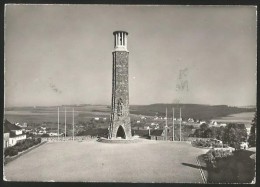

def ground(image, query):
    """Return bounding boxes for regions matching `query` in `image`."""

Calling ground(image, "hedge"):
[4,138,41,157]
[192,139,228,148]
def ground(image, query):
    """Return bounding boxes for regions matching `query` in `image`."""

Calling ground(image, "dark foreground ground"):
[4,140,208,183]
[208,150,255,183]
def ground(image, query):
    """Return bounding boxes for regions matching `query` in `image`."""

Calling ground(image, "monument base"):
[97,137,143,144]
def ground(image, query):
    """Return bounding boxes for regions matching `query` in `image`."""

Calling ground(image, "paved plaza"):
[4,140,207,183]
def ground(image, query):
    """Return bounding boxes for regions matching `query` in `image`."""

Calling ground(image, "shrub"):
[4,147,12,157]
[9,148,18,156]
[204,149,233,168]
[204,149,216,168]
[41,133,50,137]
[192,138,226,148]
[5,147,19,157]
[192,139,212,148]
[15,144,25,152]
[211,142,223,148]
[32,138,38,145]
[37,138,41,143]
[4,138,42,157]
[223,144,228,148]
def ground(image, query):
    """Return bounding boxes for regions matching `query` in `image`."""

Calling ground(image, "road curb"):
[196,156,207,183]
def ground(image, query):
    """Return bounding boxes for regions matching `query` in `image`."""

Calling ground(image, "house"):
[24,126,33,133]
[246,127,251,135]
[178,118,183,122]
[4,120,27,147]
[210,121,218,126]
[150,129,164,140]
[4,125,10,148]
[41,126,47,130]
[150,128,174,141]
[132,129,149,138]
[39,129,47,134]
[17,122,28,128]
[240,142,249,150]
[200,121,206,125]
[220,123,227,127]
[151,122,159,126]
[48,132,59,136]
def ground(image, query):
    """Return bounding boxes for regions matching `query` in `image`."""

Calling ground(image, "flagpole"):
[65,107,66,139]
[165,107,168,141]
[73,108,75,141]
[180,107,182,141]
[58,107,59,141]
[172,107,174,141]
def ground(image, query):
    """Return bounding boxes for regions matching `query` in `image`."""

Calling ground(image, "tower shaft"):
[109,31,132,139]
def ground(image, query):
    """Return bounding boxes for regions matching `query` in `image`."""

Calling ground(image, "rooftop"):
[4,119,22,132]
[150,129,164,136]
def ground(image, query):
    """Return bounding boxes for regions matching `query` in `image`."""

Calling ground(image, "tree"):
[193,129,204,138]
[200,123,209,131]
[216,126,225,140]
[223,123,247,149]
[204,128,213,138]
[248,112,257,147]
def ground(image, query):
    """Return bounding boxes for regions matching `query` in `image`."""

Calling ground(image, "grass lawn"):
[4,140,207,183]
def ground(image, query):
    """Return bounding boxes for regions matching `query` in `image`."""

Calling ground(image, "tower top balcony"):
[113,31,128,51]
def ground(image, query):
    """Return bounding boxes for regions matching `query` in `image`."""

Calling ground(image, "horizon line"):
[4,103,256,108]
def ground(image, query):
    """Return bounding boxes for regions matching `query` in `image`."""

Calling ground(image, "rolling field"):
[4,105,141,125]
[4,140,208,183]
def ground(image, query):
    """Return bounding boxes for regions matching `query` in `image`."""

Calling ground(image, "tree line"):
[191,112,257,149]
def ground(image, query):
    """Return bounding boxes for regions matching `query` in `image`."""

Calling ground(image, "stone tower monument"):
[109,31,132,139]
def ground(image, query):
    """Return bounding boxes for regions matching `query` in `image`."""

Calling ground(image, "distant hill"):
[5,103,256,122]
[130,104,256,121]
[238,105,256,109]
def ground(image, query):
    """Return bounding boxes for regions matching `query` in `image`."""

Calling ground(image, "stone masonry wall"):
[109,51,132,139]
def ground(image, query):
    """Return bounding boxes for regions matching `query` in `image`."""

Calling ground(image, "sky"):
[4,5,257,107]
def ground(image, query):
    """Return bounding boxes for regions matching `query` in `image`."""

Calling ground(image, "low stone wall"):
[213,147,235,152]
[4,141,47,165]
[41,136,96,142]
